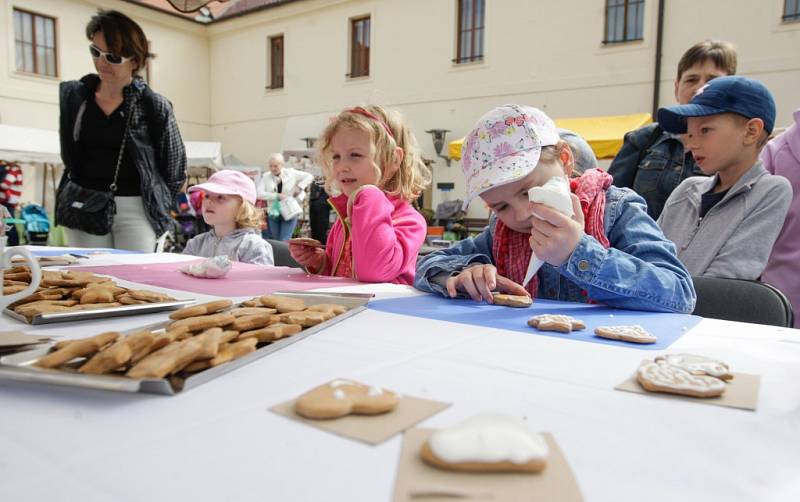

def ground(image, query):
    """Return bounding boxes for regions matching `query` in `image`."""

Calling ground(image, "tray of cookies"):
[0,292,371,395]
[3,267,195,325]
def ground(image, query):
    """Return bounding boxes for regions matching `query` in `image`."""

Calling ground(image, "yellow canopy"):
[448,112,653,161]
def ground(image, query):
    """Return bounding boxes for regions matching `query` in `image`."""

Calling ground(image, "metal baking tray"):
[4,298,197,325]
[0,291,372,395]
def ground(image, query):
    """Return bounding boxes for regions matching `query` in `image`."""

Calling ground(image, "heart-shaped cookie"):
[421,414,548,473]
[656,353,733,380]
[294,379,399,419]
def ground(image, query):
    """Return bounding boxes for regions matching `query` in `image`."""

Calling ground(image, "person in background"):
[308,175,330,244]
[0,160,22,245]
[558,129,597,176]
[57,9,186,251]
[609,40,737,219]
[183,170,274,265]
[657,77,791,280]
[759,107,800,327]
[257,153,313,241]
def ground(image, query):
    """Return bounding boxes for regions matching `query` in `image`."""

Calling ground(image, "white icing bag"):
[523,176,574,287]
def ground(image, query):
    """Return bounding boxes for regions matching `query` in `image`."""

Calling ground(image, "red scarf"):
[492,169,613,297]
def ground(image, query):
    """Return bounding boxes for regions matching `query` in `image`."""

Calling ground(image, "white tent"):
[0,124,224,206]
[0,124,223,168]
[185,141,223,168]
[0,124,61,165]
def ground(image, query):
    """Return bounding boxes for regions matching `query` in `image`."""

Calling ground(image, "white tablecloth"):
[1,252,799,501]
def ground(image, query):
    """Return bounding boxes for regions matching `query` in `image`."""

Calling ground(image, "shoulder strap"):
[108,97,137,192]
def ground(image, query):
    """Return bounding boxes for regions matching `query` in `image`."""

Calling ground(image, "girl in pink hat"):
[416,105,695,313]
[184,169,274,266]
[288,105,431,285]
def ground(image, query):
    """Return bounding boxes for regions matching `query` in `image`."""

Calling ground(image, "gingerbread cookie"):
[169,299,233,320]
[594,325,657,344]
[283,311,330,327]
[240,298,262,308]
[231,313,279,332]
[636,360,726,398]
[656,354,733,381]
[36,332,120,369]
[294,379,399,419]
[168,312,235,332]
[229,307,278,317]
[127,289,175,303]
[79,331,156,375]
[238,323,302,343]
[492,293,533,308]
[287,237,324,248]
[421,414,548,474]
[305,303,348,315]
[259,295,306,313]
[183,338,258,373]
[527,314,586,333]
[117,295,149,305]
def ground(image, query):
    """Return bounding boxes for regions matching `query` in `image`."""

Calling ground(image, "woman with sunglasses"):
[57,9,186,251]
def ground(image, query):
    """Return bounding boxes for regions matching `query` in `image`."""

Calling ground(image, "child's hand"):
[529,194,584,266]
[288,242,325,272]
[446,264,530,303]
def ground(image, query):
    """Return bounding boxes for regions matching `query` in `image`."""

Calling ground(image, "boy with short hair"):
[656,76,792,279]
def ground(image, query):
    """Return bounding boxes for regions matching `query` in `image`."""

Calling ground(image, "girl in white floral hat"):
[415,104,696,313]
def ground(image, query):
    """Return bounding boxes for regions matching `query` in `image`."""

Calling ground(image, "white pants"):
[64,196,158,252]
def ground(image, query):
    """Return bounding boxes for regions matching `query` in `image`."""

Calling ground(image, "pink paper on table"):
[69,262,363,296]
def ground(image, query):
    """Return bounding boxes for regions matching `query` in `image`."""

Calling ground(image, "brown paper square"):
[392,428,584,502]
[270,387,450,445]
[0,330,52,348]
[615,360,761,411]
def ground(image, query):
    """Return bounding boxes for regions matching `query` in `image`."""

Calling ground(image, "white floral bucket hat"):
[460,104,560,208]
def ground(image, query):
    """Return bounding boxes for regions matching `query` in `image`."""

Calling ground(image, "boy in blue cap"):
[656,76,791,280]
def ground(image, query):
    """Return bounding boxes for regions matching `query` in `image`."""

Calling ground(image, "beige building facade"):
[1,0,799,217]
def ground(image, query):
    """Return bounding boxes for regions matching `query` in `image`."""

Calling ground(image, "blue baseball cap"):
[657,76,776,134]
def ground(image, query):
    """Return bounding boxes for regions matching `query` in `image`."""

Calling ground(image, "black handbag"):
[56,99,134,236]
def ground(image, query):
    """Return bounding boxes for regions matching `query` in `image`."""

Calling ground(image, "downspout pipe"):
[652,0,665,119]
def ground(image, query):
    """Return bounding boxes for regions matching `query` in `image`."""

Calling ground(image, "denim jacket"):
[415,186,696,313]
[608,123,705,220]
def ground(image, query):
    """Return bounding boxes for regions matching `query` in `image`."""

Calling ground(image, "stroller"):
[20,203,50,245]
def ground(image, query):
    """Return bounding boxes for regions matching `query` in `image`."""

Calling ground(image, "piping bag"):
[522,176,574,287]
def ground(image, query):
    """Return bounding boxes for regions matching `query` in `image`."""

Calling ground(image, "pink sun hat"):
[188,169,257,205]
[460,104,560,208]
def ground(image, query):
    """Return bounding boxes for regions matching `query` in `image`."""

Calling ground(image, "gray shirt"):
[657,161,792,280]
[183,228,274,266]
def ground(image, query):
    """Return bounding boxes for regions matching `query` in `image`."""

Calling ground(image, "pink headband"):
[346,107,395,139]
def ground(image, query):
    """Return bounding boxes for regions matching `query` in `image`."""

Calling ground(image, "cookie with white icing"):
[294,379,399,419]
[595,325,657,344]
[656,353,733,381]
[492,293,533,308]
[421,414,548,474]
[528,314,586,333]
[637,360,726,398]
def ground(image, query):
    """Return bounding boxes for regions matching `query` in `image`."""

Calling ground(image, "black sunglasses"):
[89,44,131,65]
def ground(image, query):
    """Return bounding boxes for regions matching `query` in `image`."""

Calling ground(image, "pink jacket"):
[319,185,426,285]
[760,109,800,327]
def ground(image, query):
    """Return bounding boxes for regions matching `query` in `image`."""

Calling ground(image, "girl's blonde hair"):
[315,104,432,201]
[234,199,264,230]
